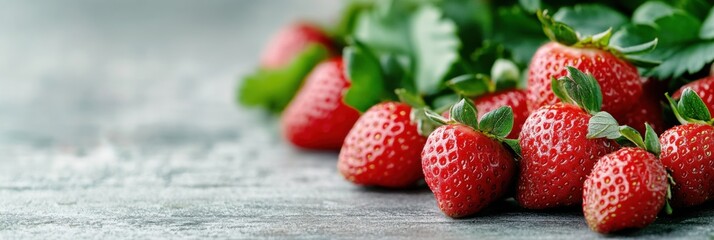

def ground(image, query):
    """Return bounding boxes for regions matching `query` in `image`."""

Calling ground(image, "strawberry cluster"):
[238,0,714,235]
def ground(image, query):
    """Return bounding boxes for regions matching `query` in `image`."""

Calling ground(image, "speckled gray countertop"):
[0,1,712,239]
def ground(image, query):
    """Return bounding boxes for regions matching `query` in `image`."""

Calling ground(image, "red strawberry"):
[527,42,641,117]
[615,78,666,135]
[659,88,714,208]
[673,76,714,114]
[517,67,619,209]
[473,89,529,139]
[583,148,667,233]
[260,22,334,69]
[281,57,360,150]
[526,12,650,117]
[338,102,427,188]
[422,99,517,218]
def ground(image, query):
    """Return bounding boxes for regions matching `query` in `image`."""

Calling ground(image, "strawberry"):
[672,76,714,114]
[517,66,619,209]
[526,11,655,117]
[585,112,669,233]
[260,22,334,69]
[421,99,518,218]
[281,57,360,150]
[583,147,667,233]
[338,101,427,188]
[615,78,666,135]
[660,89,714,208]
[441,89,529,139]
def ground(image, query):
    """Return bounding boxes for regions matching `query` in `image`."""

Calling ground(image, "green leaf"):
[381,54,415,95]
[431,94,459,112]
[446,74,492,97]
[538,10,579,46]
[644,123,661,156]
[619,125,646,149]
[343,44,387,112]
[450,98,479,128]
[395,88,426,108]
[611,24,659,48]
[238,44,329,112]
[701,7,714,39]
[441,0,493,57]
[411,107,440,137]
[653,12,702,46]
[479,106,514,138]
[553,4,628,37]
[519,0,541,13]
[503,138,522,157]
[614,38,658,55]
[678,88,712,121]
[632,1,677,25]
[411,5,461,95]
[646,41,714,79]
[554,66,603,114]
[493,7,548,65]
[587,111,621,139]
[353,3,412,56]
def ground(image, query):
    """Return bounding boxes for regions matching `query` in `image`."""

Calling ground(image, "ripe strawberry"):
[660,89,714,208]
[673,76,714,114]
[517,67,619,209]
[473,90,529,139]
[260,22,334,69]
[526,12,653,117]
[338,102,427,188]
[281,58,360,150]
[585,114,669,233]
[422,99,518,218]
[615,78,666,135]
[583,148,667,233]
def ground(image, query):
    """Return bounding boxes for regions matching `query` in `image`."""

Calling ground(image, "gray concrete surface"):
[0,1,712,239]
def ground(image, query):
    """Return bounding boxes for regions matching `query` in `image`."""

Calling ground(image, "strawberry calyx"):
[424,98,521,156]
[551,66,603,115]
[537,10,659,68]
[395,88,438,137]
[587,112,661,156]
[665,88,714,126]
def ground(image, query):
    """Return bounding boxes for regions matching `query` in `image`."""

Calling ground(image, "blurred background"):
[0,0,340,147]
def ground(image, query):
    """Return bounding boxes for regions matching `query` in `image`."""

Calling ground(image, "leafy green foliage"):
[446,74,492,97]
[238,44,329,112]
[553,4,628,36]
[411,5,461,95]
[677,88,712,121]
[587,111,621,139]
[479,106,514,138]
[644,123,661,156]
[343,44,387,112]
[492,6,547,65]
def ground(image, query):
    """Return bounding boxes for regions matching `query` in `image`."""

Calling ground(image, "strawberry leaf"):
[678,88,712,121]
[552,66,603,114]
[493,6,547,65]
[396,88,426,108]
[411,5,461,95]
[353,1,412,56]
[446,74,492,97]
[537,10,579,46]
[553,4,628,37]
[632,1,678,25]
[519,0,541,14]
[700,7,714,39]
[344,43,387,112]
[238,44,329,112]
[619,125,646,149]
[425,109,449,126]
[479,106,514,138]
[450,98,479,129]
[644,123,661,157]
[503,138,522,158]
[587,111,621,139]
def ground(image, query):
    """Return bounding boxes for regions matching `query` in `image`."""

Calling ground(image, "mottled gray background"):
[0,1,712,239]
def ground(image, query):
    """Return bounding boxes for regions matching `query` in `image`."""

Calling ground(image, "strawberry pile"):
[238,0,714,235]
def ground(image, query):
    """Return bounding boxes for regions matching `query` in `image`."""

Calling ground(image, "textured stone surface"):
[0,1,713,239]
